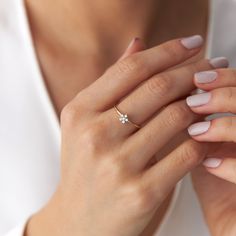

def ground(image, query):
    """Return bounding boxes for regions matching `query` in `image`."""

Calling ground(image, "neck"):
[25,0,162,58]
[25,0,208,62]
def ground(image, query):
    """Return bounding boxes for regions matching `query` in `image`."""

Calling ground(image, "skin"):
[24,0,208,116]
[25,37,219,236]
[23,0,209,235]
[22,0,236,235]
[186,70,236,236]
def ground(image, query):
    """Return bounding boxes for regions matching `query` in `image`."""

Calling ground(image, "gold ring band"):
[114,105,141,129]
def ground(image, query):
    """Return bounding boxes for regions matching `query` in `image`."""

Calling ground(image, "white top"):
[1,0,236,235]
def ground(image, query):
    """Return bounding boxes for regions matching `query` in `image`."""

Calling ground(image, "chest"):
[31,0,209,121]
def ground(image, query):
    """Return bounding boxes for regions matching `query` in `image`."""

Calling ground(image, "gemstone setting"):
[119,114,129,124]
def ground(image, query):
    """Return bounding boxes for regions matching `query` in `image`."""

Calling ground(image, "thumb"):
[118,37,147,61]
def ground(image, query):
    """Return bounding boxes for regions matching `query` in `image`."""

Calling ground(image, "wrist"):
[24,189,72,236]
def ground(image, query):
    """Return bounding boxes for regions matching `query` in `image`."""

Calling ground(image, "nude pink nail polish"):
[203,158,222,168]
[209,57,229,68]
[186,92,211,107]
[181,35,203,49]
[195,71,218,83]
[188,121,211,136]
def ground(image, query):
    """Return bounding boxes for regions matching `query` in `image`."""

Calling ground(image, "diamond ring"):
[114,105,141,129]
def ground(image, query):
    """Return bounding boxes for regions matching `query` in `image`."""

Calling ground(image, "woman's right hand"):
[25,35,223,236]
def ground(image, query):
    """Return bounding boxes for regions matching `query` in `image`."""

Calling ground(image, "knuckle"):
[162,41,181,60]
[123,181,155,215]
[178,141,205,168]
[165,102,193,127]
[98,157,124,180]
[133,188,155,214]
[60,95,87,125]
[115,55,143,75]
[60,103,79,126]
[146,74,172,98]
[81,122,107,155]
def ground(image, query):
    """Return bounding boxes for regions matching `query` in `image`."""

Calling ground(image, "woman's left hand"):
[186,66,236,236]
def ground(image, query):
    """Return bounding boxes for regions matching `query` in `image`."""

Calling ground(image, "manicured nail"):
[188,121,211,136]
[203,158,222,168]
[209,57,229,68]
[181,35,203,49]
[186,92,211,107]
[195,71,218,84]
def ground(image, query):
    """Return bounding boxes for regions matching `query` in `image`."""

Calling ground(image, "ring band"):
[114,105,141,129]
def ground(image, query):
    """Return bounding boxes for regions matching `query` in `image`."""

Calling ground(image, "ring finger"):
[122,100,198,170]
[108,57,226,137]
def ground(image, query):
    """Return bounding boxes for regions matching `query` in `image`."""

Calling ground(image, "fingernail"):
[191,88,206,95]
[209,57,229,68]
[188,121,211,136]
[181,35,203,49]
[203,158,222,168]
[186,92,211,107]
[195,71,218,84]
[127,37,139,49]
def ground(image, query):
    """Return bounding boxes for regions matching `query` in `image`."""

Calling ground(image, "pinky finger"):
[203,157,236,184]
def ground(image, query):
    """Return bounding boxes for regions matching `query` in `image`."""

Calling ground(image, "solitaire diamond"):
[119,114,129,124]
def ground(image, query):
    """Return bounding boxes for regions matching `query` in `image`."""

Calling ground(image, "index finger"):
[80,35,204,111]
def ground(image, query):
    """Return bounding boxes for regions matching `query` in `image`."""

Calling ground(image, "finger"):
[188,116,236,143]
[140,140,218,203]
[207,142,236,157]
[202,157,236,184]
[80,35,204,110]
[194,67,236,92]
[114,58,216,135]
[186,87,236,114]
[123,100,199,170]
[118,37,147,61]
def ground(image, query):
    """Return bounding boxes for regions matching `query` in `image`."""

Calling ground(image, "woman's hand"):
[186,68,236,236]
[25,35,221,236]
